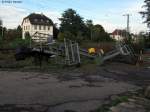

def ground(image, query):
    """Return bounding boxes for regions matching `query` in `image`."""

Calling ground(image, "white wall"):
[110,35,124,41]
[22,18,31,39]
[22,18,53,41]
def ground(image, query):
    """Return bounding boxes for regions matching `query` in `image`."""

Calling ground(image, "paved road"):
[0,69,140,112]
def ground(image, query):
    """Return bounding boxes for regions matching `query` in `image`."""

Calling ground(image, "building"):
[21,13,53,41]
[110,29,127,41]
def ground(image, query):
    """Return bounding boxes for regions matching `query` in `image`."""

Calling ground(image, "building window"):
[43,26,46,30]
[48,26,50,30]
[28,26,30,30]
[39,26,41,30]
[25,19,28,23]
[34,25,37,30]
[26,26,28,30]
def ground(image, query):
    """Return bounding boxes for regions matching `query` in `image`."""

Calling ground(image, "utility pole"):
[123,14,131,39]
[123,14,130,33]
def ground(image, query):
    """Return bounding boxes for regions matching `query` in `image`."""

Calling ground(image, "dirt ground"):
[0,60,150,112]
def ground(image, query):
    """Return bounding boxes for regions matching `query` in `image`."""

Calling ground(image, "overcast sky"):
[0,0,148,33]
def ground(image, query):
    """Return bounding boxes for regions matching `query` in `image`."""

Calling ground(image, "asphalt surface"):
[0,55,149,112]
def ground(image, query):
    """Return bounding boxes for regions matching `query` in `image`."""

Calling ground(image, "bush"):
[0,36,2,47]
[9,37,31,49]
[58,31,75,41]
[58,32,65,41]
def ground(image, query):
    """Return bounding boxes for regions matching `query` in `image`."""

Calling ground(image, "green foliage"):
[123,35,134,45]
[131,32,150,53]
[0,26,4,40]
[59,9,85,35]
[59,8,87,41]
[1,25,22,42]
[58,32,65,41]
[9,37,31,49]
[85,19,94,40]
[94,56,103,66]
[144,33,150,48]
[58,31,75,41]
[0,35,2,48]
[0,19,2,26]
[86,20,93,28]
[53,23,59,39]
[24,32,30,39]
[140,0,150,28]
[92,24,114,42]
[137,32,150,49]
[95,96,129,112]
[59,8,113,42]
[138,34,145,49]
[111,96,128,106]
[7,29,30,48]
[0,25,24,49]
[76,31,84,43]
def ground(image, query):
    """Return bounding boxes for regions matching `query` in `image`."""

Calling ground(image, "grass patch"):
[111,96,128,106]
[94,96,129,112]
[0,51,14,60]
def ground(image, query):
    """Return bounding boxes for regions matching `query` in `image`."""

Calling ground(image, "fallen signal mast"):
[15,32,138,67]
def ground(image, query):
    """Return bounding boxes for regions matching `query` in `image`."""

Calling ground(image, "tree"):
[0,19,3,39]
[3,25,22,42]
[25,32,30,39]
[53,23,59,39]
[85,20,94,40]
[92,24,113,42]
[59,8,86,41]
[140,0,150,28]
[138,32,150,48]
[58,31,75,41]
[0,19,2,26]
[16,25,22,38]
[9,31,31,49]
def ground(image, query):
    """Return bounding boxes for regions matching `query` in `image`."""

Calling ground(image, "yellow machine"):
[88,48,96,54]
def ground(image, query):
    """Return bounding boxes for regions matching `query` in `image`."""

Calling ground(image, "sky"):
[0,0,148,33]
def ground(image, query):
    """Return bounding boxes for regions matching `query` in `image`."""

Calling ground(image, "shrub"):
[9,37,31,49]
[58,31,75,41]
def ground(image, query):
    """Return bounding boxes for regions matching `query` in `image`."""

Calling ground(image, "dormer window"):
[34,19,38,22]
[41,19,43,22]
[24,19,27,23]
[47,20,49,23]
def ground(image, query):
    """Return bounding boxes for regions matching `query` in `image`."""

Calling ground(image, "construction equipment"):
[15,32,138,66]
[16,32,81,66]
[64,38,80,66]
[79,41,138,65]
[103,42,137,65]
